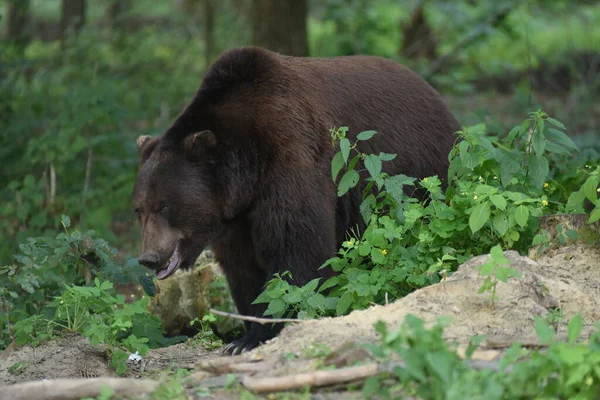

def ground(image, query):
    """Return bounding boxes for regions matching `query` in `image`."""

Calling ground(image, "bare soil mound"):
[1,244,599,398]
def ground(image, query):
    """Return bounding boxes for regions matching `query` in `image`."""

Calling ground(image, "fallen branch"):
[0,377,159,400]
[209,308,306,325]
[241,363,380,393]
[241,358,512,394]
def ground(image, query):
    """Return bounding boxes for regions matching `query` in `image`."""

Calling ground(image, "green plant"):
[0,215,149,351]
[360,313,600,399]
[150,368,190,400]
[476,245,521,306]
[189,313,224,350]
[13,277,164,375]
[566,165,600,223]
[256,111,598,325]
[253,271,338,319]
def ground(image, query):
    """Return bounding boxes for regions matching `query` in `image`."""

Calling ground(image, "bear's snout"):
[138,252,160,269]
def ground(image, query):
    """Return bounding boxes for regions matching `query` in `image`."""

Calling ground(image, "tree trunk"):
[251,0,309,56]
[60,0,86,38]
[401,2,437,61]
[203,0,216,68]
[6,0,31,46]
[107,0,130,31]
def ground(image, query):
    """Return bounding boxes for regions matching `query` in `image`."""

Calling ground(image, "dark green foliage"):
[0,215,153,352]
[258,111,599,320]
[361,314,600,399]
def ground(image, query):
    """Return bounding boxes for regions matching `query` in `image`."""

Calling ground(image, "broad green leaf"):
[566,190,586,213]
[364,154,382,179]
[303,278,321,293]
[337,170,359,197]
[582,175,599,202]
[507,125,521,142]
[590,207,600,224]
[527,155,549,188]
[318,277,338,293]
[336,292,353,315]
[490,194,507,211]
[475,184,497,195]
[515,205,530,228]
[265,298,286,317]
[567,314,583,344]
[469,202,491,234]
[331,152,344,182]
[138,275,156,297]
[531,129,546,156]
[546,128,577,151]
[492,213,509,236]
[357,130,377,141]
[340,138,351,163]
[61,215,71,229]
[546,117,566,130]
[534,316,555,345]
[378,152,397,161]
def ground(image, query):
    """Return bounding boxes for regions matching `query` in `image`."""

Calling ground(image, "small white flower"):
[128,351,142,362]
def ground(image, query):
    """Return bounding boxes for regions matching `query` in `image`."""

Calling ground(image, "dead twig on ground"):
[209,308,306,325]
[0,377,158,400]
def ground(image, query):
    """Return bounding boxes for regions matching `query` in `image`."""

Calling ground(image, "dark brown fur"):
[132,46,461,354]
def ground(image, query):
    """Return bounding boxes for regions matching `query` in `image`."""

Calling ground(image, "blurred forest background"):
[1,0,599,267]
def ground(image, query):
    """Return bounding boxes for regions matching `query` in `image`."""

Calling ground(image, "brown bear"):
[132,46,461,355]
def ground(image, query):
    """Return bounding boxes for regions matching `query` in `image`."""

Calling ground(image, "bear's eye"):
[159,206,169,214]
[134,208,141,218]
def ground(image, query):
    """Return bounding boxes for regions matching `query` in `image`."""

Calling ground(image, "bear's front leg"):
[222,187,338,355]
[222,309,284,355]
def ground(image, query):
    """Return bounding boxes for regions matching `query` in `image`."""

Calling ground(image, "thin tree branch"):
[209,308,306,325]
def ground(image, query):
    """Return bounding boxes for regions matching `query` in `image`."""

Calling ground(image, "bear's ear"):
[183,130,218,161]
[136,135,160,164]
[137,135,152,150]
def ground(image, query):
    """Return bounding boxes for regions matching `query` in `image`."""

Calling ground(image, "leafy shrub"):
[256,110,599,320]
[361,313,599,400]
[13,278,163,375]
[0,215,149,352]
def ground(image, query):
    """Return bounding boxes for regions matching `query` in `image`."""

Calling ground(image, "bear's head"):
[132,131,225,279]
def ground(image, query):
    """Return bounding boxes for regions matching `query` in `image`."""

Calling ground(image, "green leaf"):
[531,129,546,156]
[490,194,507,210]
[546,117,566,130]
[546,128,577,151]
[138,275,156,297]
[331,152,344,182]
[507,124,522,142]
[336,292,353,316]
[379,152,397,161]
[318,277,338,293]
[492,213,509,236]
[534,316,556,345]
[566,190,586,213]
[303,278,321,293]
[590,207,600,224]
[527,155,549,188]
[364,154,382,179]
[515,205,530,228]
[469,202,491,234]
[357,130,377,141]
[567,314,583,344]
[582,175,599,202]
[61,215,71,229]
[337,170,360,197]
[265,298,286,317]
[340,138,351,164]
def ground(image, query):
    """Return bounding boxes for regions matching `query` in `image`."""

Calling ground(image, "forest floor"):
[1,224,599,399]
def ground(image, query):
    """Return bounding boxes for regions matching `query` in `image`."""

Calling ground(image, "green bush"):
[361,313,600,399]
[255,110,599,320]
